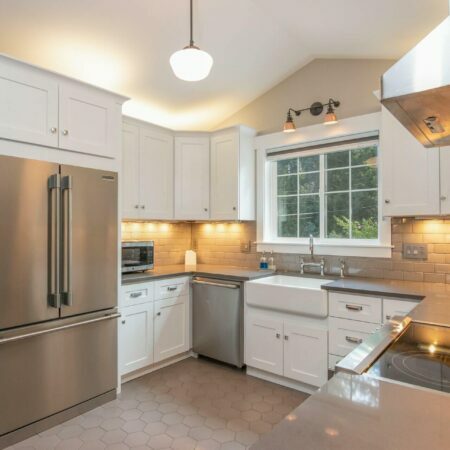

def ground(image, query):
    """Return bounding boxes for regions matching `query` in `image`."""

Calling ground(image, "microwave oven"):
[121,241,154,273]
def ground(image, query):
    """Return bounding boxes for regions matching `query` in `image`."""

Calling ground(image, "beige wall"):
[218,58,394,135]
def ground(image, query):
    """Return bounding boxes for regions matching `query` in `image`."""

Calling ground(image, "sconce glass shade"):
[283,113,296,133]
[170,45,213,81]
[324,110,338,125]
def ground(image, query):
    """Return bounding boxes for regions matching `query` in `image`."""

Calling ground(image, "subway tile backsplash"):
[122,217,450,283]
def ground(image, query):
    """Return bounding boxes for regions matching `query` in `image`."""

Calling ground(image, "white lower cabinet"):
[154,296,189,363]
[245,311,328,388]
[245,315,283,376]
[119,302,154,375]
[283,322,328,387]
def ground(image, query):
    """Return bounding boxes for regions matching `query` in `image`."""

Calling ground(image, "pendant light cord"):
[190,0,194,46]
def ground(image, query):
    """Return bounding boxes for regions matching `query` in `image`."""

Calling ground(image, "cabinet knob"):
[276,333,280,339]
[204,208,208,212]
[62,129,69,136]
[386,315,391,320]
[156,312,161,316]
[441,196,447,201]
[284,335,289,341]
[232,207,237,211]
[121,320,126,324]
[384,199,390,204]
[50,127,57,134]
[134,205,139,209]
[141,205,145,209]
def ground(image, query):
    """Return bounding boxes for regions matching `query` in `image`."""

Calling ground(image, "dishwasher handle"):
[191,279,239,289]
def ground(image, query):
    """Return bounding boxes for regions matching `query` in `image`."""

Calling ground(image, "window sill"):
[256,241,392,258]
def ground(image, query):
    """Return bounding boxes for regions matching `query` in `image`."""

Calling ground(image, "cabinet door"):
[380,106,440,216]
[283,322,328,387]
[210,132,239,220]
[59,84,116,158]
[0,60,58,147]
[174,137,210,220]
[121,123,141,219]
[140,128,174,219]
[154,296,189,363]
[119,303,154,375]
[383,298,418,323]
[245,315,283,376]
[440,147,450,215]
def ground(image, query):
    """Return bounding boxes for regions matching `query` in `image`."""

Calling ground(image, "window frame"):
[255,112,392,258]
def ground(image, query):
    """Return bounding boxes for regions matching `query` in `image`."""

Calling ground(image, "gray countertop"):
[122,264,274,284]
[252,372,450,450]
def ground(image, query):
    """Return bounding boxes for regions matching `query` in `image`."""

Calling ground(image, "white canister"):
[185,250,197,269]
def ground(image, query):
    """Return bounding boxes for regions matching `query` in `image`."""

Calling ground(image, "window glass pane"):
[277,175,297,195]
[278,196,297,215]
[326,168,349,192]
[352,191,378,239]
[351,145,377,166]
[277,158,298,175]
[352,166,377,190]
[299,195,319,214]
[278,215,297,237]
[299,172,319,194]
[299,214,320,237]
[299,155,319,172]
[326,150,349,169]
[326,193,350,238]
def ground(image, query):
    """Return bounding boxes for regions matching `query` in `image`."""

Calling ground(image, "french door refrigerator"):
[0,155,119,447]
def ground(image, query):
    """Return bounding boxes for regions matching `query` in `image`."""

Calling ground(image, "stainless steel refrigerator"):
[0,155,119,447]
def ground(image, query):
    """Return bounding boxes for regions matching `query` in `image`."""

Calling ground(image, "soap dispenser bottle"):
[268,251,276,271]
[259,252,268,270]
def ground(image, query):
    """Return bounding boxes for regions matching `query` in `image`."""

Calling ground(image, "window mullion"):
[320,154,325,239]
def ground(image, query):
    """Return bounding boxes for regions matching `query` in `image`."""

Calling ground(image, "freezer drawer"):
[192,278,243,367]
[0,311,118,437]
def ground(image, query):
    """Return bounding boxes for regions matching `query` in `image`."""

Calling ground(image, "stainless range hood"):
[381,16,450,148]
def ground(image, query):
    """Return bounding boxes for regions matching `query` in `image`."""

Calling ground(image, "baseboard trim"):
[121,352,193,384]
[0,390,116,450]
[246,367,317,395]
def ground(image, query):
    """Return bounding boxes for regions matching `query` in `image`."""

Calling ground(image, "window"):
[275,143,379,241]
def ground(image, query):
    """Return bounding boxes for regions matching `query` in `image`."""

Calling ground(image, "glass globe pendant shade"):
[170,45,213,81]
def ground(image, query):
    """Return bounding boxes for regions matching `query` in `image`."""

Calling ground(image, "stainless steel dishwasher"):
[192,276,244,368]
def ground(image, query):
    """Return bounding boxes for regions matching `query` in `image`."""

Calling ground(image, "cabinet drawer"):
[155,277,189,300]
[383,298,419,323]
[120,282,154,307]
[329,292,382,323]
[329,317,380,357]
[328,354,343,371]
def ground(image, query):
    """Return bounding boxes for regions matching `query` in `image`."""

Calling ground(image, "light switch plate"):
[402,243,428,260]
[240,240,251,253]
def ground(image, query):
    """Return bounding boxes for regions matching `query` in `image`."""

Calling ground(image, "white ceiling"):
[0,0,448,130]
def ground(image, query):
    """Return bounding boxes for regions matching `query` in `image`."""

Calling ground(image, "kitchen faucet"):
[300,234,325,276]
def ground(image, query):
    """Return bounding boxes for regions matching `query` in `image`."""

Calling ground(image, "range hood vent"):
[381,16,450,148]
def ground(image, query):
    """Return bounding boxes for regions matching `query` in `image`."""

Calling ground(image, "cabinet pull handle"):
[345,304,363,311]
[276,333,280,339]
[345,336,363,344]
[284,335,289,341]
[440,196,447,201]
[130,292,143,298]
[167,286,177,291]
[385,315,391,320]
[384,199,390,204]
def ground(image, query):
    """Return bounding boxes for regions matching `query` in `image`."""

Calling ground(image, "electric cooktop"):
[367,322,450,393]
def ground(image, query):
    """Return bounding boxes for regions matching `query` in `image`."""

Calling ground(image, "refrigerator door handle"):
[48,174,61,308]
[0,312,121,345]
[61,175,73,306]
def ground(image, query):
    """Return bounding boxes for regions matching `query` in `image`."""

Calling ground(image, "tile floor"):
[8,357,308,450]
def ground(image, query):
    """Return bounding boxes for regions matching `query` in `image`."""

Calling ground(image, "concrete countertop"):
[252,372,450,450]
[122,264,274,284]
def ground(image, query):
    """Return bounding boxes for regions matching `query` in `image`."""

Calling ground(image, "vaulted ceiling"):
[0,0,448,129]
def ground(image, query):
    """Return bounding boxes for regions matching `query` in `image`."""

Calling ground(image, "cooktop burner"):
[367,322,450,393]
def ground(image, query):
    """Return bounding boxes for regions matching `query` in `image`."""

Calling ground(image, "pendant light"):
[170,0,213,81]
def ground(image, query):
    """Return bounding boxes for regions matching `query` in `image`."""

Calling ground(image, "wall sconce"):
[283,98,341,132]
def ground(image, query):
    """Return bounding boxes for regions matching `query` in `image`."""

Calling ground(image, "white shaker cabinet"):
[174,136,210,220]
[0,59,59,147]
[439,146,450,215]
[380,106,440,216]
[119,302,154,375]
[210,127,256,220]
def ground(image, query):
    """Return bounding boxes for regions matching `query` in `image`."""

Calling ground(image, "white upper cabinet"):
[59,84,117,158]
[174,136,210,220]
[121,119,174,220]
[139,128,174,219]
[121,123,141,219]
[210,127,256,220]
[0,55,127,159]
[440,146,450,215]
[0,58,59,147]
[380,106,440,216]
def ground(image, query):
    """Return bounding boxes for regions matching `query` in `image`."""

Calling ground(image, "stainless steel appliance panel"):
[192,277,243,367]
[0,155,60,329]
[0,311,118,436]
[60,165,118,317]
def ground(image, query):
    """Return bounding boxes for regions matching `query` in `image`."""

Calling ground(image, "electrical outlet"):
[402,243,428,260]
[240,240,251,253]
[192,239,198,250]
